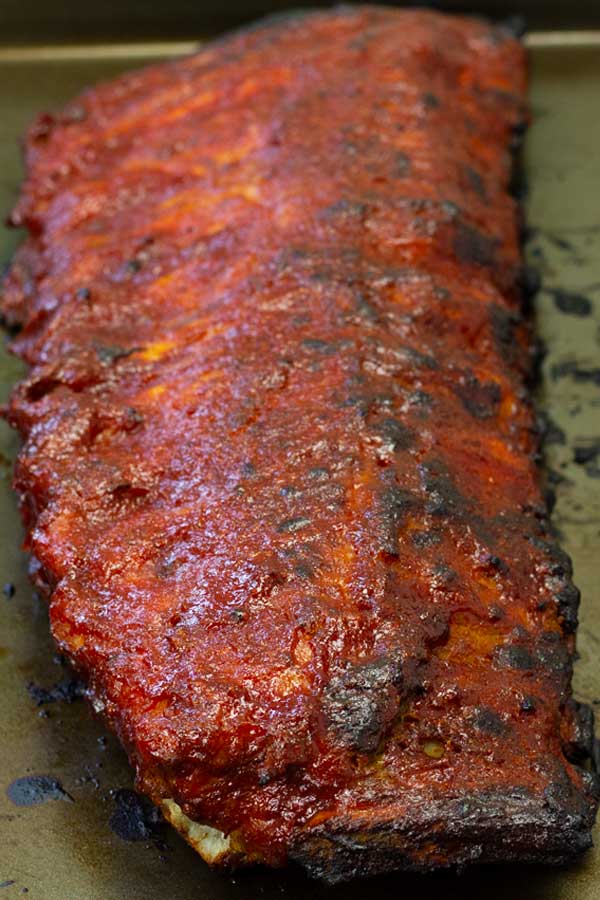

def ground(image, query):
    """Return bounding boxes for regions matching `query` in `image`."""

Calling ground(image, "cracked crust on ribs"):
[2,5,598,883]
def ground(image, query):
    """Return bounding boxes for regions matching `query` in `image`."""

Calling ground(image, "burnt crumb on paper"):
[6,775,73,806]
[573,442,600,466]
[537,411,566,447]
[550,360,600,386]
[26,675,86,706]
[546,288,593,318]
[108,789,165,843]
[529,227,588,265]
[573,441,600,479]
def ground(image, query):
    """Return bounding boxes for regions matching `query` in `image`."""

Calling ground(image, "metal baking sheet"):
[1,35,599,900]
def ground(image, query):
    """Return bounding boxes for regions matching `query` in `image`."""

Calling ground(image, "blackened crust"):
[291,783,599,883]
[2,3,597,883]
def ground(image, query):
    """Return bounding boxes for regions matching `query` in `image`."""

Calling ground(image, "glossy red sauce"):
[2,6,595,867]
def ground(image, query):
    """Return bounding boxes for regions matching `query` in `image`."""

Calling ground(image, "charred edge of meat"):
[452,222,498,269]
[518,265,542,315]
[489,304,522,364]
[510,106,594,769]
[563,700,598,767]
[290,784,596,884]
[536,411,567,447]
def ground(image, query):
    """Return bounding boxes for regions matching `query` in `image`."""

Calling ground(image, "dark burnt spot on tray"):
[377,480,415,556]
[463,165,487,200]
[494,643,535,671]
[322,658,403,753]
[574,441,600,466]
[454,372,501,420]
[453,222,498,268]
[26,675,85,706]
[2,583,15,599]
[518,266,541,303]
[471,706,509,736]
[7,776,73,807]
[543,228,585,254]
[277,516,311,534]
[547,288,592,317]
[109,789,163,842]
[551,360,600,386]
[582,463,600,479]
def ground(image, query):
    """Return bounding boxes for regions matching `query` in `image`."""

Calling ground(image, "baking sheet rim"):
[0,30,599,64]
